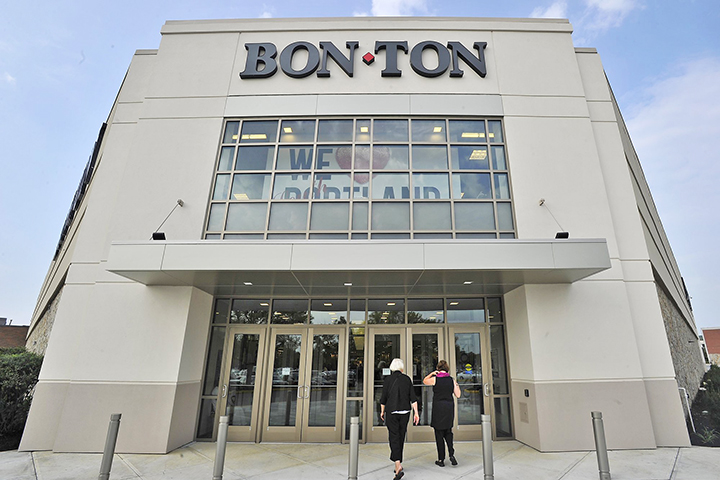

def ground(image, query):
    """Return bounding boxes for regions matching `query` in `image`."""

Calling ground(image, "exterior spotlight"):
[152,232,166,240]
[555,232,569,239]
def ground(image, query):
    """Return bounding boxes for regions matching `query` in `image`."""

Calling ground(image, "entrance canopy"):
[106,239,611,296]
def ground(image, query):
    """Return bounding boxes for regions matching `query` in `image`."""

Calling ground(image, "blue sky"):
[1,0,718,329]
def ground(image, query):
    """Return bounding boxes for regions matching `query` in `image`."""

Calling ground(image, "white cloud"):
[576,0,642,40]
[259,4,274,18]
[371,0,429,16]
[353,11,370,17]
[3,72,16,85]
[531,1,568,19]
[625,56,720,328]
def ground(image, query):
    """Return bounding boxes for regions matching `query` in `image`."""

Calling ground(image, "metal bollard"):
[591,411,611,480]
[348,416,360,480]
[98,413,122,480]
[481,414,494,480]
[212,416,229,480]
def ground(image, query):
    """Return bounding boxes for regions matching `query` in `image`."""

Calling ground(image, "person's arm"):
[380,403,386,421]
[453,379,461,399]
[422,370,438,386]
[411,401,420,425]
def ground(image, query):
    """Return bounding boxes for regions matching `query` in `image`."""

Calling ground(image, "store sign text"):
[240,41,487,79]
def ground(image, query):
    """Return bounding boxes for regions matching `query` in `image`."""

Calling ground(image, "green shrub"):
[693,365,720,431]
[0,347,43,449]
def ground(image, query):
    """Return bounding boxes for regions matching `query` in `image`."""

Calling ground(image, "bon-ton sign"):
[240,40,487,79]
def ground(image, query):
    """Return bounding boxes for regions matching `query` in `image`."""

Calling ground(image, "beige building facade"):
[21,17,702,454]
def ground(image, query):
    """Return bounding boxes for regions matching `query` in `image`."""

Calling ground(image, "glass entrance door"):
[261,328,345,442]
[220,326,267,442]
[366,328,405,443]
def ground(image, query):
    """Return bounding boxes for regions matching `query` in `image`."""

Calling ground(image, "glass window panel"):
[218,147,235,171]
[414,233,452,239]
[373,119,408,142]
[452,173,492,199]
[372,233,411,239]
[352,203,369,230]
[494,173,511,199]
[236,146,274,170]
[372,174,409,199]
[407,299,444,324]
[455,333,483,424]
[271,300,308,324]
[205,234,222,239]
[371,202,410,230]
[497,203,514,230]
[454,202,495,230]
[313,173,351,199]
[412,120,446,143]
[310,202,349,230]
[499,232,515,239]
[272,174,311,200]
[310,299,347,324]
[456,233,496,239]
[349,300,366,324]
[280,120,316,143]
[307,334,339,426]
[226,333,261,426]
[494,397,513,437]
[202,326,226,395]
[413,203,451,230]
[316,145,352,170]
[412,173,449,199]
[354,145,371,171]
[309,233,348,239]
[231,174,271,200]
[368,299,405,324]
[374,145,409,170]
[412,145,448,170]
[207,204,226,232]
[449,120,486,143]
[373,334,401,425]
[268,334,302,426]
[487,297,503,322]
[267,233,306,239]
[491,145,507,170]
[225,203,267,231]
[196,399,217,439]
[488,120,504,143]
[240,120,276,143]
[223,122,240,143]
[451,145,489,170]
[268,203,308,230]
[224,233,264,240]
[352,173,370,198]
[213,298,230,324]
[230,299,269,324]
[355,119,371,142]
[318,119,353,142]
[351,233,368,239]
[213,174,231,200]
[490,325,509,395]
[345,400,363,440]
[447,298,485,323]
[276,146,314,170]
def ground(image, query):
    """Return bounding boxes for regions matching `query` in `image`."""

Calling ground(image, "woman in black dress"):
[423,359,461,467]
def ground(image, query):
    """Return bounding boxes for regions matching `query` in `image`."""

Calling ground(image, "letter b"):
[240,43,278,79]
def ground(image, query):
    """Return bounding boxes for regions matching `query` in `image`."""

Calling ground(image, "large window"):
[205,118,514,240]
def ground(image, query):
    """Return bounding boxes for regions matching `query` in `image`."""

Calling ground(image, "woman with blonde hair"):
[423,359,461,467]
[380,358,419,480]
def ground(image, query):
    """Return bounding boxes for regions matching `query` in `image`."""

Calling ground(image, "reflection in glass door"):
[449,327,490,440]
[221,327,267,442]
[264,331,304,441]
[367,329,405,443]
[408,329,443,442]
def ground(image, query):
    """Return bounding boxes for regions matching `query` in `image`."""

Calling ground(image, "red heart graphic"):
[336,146,390,185]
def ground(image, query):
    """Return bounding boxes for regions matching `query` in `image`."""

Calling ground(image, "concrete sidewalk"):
[2,440,719,480]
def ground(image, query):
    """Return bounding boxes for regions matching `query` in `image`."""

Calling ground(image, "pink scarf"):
[437,371,450,377]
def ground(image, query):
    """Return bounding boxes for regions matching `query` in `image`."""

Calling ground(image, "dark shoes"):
[393,468,404,480]
[435,460,445,467]
[450,456,458,466]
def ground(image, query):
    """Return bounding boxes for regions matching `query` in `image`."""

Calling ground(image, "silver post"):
[213,416,229,480]
[98,413,121,480]
[481,414,494,480]
[348,416,360,480]
[591,411,611,480]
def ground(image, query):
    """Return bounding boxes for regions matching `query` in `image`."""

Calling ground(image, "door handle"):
[484,383,490,397]
[222,384,227,398]
[297,385,304,398]
[304,385,311,399]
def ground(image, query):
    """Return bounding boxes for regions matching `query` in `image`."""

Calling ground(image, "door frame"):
[406,325,446,442]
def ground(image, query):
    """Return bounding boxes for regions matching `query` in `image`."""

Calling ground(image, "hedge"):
[0,347,43,451]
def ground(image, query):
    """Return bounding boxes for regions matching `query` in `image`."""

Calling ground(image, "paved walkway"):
[2,440,719,480]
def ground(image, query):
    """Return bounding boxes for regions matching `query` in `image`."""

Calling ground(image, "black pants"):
[386,412,410,462]
[434,427,455,460]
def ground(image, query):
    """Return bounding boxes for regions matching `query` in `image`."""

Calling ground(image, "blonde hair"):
[389,358,404,372]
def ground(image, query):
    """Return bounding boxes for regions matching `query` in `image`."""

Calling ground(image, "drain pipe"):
[678,387,696,433]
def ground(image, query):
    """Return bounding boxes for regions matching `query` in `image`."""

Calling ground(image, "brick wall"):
[0,325,29,348]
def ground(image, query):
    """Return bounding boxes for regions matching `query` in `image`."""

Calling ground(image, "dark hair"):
[437,360,449,372]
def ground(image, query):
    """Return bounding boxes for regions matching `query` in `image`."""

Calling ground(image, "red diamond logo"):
[362,52,375,65]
